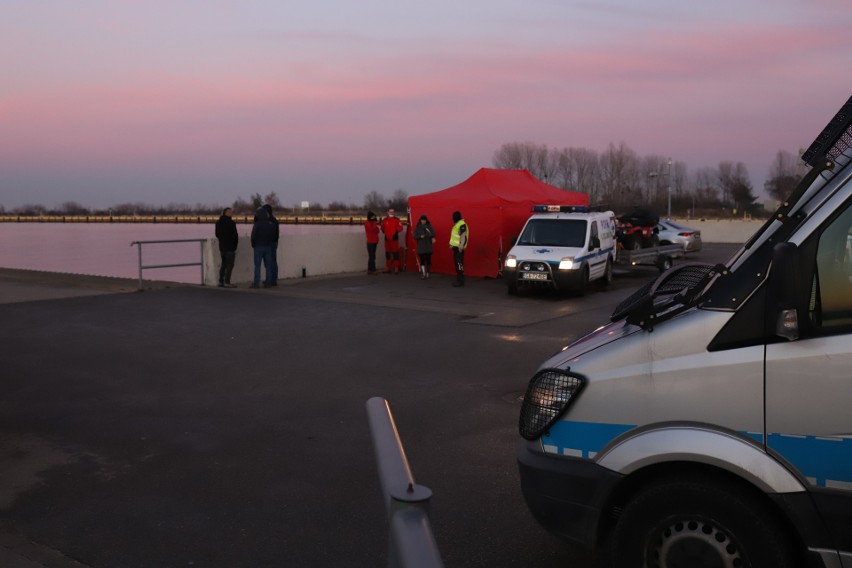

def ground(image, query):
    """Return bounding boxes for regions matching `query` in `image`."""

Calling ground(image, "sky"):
[1,0,851,210]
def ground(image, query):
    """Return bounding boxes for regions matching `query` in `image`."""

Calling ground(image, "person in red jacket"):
[364,211,380,275]
[380,208,404,274]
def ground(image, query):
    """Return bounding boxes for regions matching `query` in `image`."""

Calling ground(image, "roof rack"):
[801,95,852,167]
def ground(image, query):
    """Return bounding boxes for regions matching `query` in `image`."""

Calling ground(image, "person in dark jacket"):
[262,204,280,286]
[413,214,435,279]
[250,206,276,288]
[215,207,238,288]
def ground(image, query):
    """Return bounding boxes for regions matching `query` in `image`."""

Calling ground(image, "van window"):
[811,200,852,330]
[517,219,587,247]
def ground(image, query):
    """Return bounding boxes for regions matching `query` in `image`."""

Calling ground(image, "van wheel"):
[574,265,589,296]
[607,476,800,568]
[598,258,613,289]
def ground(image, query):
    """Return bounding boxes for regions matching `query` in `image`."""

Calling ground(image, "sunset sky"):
[2,0,851,210]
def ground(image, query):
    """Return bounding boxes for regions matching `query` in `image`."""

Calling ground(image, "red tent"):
[406,168,588,278]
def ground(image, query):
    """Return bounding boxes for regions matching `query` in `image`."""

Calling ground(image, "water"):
[0,223,361,283]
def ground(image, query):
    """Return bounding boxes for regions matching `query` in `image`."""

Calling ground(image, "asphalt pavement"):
[0,244,738,568]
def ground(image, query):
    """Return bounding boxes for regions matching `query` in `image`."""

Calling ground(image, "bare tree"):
[231,197,253,214]
[718,161,756,213]
[363,191,387,212]
[389,189,408,212]
[598,142,639,210]
[569,147,600,201]
[492,142,527,169]
[764,149,807,201]
[492,141,556,182]
[263,192,282,208]
[328,200,357,212]
[60,201,89,215]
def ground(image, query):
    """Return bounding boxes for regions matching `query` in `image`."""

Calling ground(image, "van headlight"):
[519,369,585,440]
[505,255,517,268]
[558,257,575,270]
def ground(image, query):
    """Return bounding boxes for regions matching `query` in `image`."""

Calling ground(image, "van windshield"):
[517,219,587,247]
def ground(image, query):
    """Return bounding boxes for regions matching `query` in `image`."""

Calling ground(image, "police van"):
[503,206,616,295]
[518,96,852,567]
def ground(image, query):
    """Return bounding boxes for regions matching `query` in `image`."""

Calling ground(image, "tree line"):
[493,141,809,216]
[2,141,808,218]
[1,189,413,217]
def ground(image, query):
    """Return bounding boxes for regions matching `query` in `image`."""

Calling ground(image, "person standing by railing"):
[250,206,276,288]
[215,207,238,288]
[263,204,280,286]
[364,211,380,275]
[381,208,404,274]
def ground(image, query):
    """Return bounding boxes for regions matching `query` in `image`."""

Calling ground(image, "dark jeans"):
[219,249,236,284]
[418,253,432,269]
[367,242,377,272]
[253,245,273,286]
[270,243,279,284]
[453,248,465,282]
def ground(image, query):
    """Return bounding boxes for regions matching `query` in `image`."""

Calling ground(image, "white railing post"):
[366,397,444,568]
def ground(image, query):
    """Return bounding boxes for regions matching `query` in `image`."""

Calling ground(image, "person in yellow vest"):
[449,210,469,287]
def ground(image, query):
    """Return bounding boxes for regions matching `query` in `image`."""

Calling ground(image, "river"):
[0,223,361,283]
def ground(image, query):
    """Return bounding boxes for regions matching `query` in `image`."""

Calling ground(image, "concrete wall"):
[202,219,765,285]
[682,219,764,244]
[203,234,397,286]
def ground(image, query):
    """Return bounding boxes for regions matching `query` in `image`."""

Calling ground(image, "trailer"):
[616,243,684,272]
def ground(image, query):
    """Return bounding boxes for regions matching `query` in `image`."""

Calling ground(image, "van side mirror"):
[590,236,601,249]
[768,242,800,340]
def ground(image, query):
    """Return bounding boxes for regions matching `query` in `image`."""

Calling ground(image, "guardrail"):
[366,397,444,568]
[130,239,206,290]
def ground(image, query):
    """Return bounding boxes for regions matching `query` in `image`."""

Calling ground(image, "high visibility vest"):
[449,220,468,247]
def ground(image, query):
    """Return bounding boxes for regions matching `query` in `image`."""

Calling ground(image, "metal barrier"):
[366,397,444,568]
[130,239,206,290]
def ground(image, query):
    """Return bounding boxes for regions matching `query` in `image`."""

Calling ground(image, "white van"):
[518,97,852,567]
[503,206,616,295]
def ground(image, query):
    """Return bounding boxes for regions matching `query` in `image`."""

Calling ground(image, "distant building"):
[300,201,310,210]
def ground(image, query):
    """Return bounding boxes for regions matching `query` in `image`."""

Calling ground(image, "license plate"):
[521,272,549,281]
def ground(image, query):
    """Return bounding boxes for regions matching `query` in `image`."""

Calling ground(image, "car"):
[655,219,702,251]
[503,206,616,296]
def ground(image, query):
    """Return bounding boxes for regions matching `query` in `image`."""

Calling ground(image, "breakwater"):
[0,214,368,225]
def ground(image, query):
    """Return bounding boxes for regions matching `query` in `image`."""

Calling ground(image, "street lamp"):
[647,157,673,218]
[666,157,672,219]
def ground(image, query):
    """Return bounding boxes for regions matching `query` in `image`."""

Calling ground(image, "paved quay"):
[0,244,737,568]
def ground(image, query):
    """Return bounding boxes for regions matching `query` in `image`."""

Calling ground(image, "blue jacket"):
[251,208,277,248]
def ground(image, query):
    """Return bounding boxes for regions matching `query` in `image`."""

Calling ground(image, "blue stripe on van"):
[543,421,852,488]
[768,433,852,488]
[543,246,615,267]
[542,420,633,458]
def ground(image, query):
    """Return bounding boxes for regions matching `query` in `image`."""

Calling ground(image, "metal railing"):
[366,397,444,568]
[130,239,206,290]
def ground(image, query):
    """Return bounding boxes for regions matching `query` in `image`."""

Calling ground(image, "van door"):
[588,220,604,279]
[765,196,852,555]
